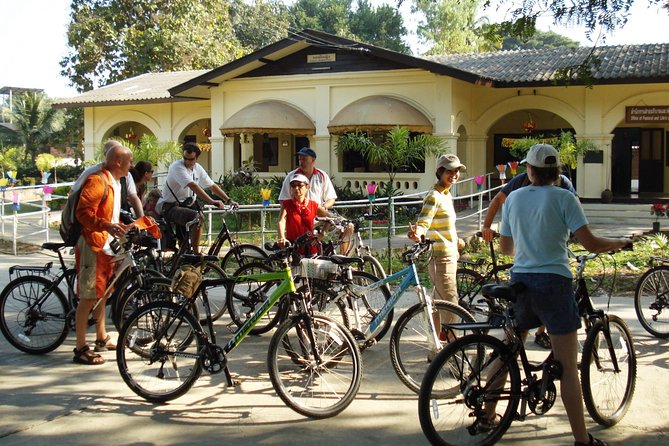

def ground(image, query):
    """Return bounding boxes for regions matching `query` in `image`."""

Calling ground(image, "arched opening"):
[177,118,212,172]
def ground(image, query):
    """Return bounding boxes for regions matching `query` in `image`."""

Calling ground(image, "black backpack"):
[60,171,109,246]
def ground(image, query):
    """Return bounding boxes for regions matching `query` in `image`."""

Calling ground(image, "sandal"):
[73,345,105,365]
[575,433,609,446]
[94,335,116,352]
[534,332,552,349]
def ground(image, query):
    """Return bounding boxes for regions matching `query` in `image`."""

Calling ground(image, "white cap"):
[290,173,309,184]
[521,144,559,168]
[436,154,466,171]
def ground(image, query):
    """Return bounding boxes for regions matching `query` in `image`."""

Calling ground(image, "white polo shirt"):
[278,167,337,206]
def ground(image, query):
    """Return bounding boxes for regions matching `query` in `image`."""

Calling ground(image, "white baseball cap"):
[521,144,559,167]
[436,154,466,171]
[290,173,309,184]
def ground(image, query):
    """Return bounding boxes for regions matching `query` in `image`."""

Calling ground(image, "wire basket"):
[300,258,339,280]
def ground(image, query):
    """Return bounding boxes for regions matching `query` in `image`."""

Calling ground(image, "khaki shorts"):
[75,237,114,300]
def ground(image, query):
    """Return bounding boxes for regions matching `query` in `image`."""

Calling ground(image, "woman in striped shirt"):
[408,154,466,340]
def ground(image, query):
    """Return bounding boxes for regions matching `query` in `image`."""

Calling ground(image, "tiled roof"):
[425,44,669,86]
[52,70,208,107]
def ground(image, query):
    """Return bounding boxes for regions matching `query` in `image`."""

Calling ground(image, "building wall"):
[81,69,669,199]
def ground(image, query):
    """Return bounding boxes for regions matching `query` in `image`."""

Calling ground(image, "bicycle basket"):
[300,258,339,280]
[170,265,202,300]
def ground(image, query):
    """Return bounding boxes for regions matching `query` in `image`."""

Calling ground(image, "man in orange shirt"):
[73,142,134,365]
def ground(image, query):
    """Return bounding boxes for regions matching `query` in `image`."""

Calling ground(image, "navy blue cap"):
[296,147,317,158]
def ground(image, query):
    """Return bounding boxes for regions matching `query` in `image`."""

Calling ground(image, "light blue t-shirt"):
[500,185,588,278]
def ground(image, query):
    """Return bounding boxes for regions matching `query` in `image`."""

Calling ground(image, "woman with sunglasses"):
[277,173,330,254]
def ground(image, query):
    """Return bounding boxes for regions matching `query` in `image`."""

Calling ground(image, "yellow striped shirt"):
[415,184,458,256]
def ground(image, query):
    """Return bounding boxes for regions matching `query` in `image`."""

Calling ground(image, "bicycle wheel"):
[112,277,176,331]
[0,275,69,354]
[226,262,282,334]
[220,243,267,276]
[117,301,203,403]
[633,265,669,338]
[268,313,362,419]
[199,261,228,322]
[390,300,476,393]
[456,268,489,323]
[418,334,520,446]
[361,254,387,280]
[303,283,350,329]
[580,315,637,427]
[342,270,392,343]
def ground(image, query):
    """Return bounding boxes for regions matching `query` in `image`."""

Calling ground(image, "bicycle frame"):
[346,260,440,348]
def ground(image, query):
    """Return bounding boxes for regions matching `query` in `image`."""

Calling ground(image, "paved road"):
[0,248,667,446]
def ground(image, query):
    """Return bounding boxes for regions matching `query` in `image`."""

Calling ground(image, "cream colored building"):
[54,30,669,200]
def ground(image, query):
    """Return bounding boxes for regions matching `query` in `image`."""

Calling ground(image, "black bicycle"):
[633,255,669,338]
[419,249,637,446]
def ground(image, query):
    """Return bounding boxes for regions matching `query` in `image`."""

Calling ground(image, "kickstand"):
[224,366,234,387]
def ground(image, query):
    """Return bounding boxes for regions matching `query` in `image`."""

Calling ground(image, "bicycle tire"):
[418,334,521,446]
[198,261,228,322]
[0,275,69,354]
[268,313,362,419]
[117,301,203,403]
[220,243,267,276]
[226,261,282,334]
[456,268,489,323]
[633,265,669,338]
[389,299,476,393]
[580,315,637,427]
[109,267,164,319]
[302,283,350,329]
[343,269,393,343]
[112,277,177,331]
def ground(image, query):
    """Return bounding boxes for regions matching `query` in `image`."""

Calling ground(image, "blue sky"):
[1,0,668,99]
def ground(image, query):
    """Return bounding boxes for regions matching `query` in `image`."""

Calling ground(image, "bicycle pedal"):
[364,338,377,348]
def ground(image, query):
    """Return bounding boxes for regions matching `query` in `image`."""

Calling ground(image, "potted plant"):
[650,203,667,232]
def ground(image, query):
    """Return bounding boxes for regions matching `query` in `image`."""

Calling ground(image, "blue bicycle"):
[306,238,476,393]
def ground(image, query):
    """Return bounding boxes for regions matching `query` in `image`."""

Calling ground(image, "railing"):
[0,172,501,256]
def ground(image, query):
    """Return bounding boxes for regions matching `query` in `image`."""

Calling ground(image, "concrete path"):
[0,248,667,446]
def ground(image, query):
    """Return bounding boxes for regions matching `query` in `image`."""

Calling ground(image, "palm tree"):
[11,91,64,163]
[336,126,445,271]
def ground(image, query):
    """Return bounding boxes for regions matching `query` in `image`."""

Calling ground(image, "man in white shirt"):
[278,147,337,208]
[157,142,236,252]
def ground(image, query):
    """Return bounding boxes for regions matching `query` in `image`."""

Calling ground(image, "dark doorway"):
[612,128,664,196]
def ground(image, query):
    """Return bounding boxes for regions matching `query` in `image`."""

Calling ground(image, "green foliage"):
[124,134,181,167]
[35,154,57,172]
[289,0,410,53]
[500,29,580,51]
[9,91,64,163]
[61,0,243,92]
[0,148,20,173]
[415,0,498,54]
[230,0,290,53]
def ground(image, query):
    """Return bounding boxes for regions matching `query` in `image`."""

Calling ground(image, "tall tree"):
[229,0,290,53]
[414,0,499,54]
[501,29,580,50]
[11,92,64,164]
[61,0,241,92]
[290,0,410,53]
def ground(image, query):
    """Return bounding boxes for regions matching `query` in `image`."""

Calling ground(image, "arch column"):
[576,133,614,199]
[431,132,460,176]
[239,133,253,165]
[465,135,488,177]
[209,136,225,179]
[313,134,334,174]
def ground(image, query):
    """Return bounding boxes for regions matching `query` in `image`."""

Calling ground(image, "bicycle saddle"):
[481,282,526,303]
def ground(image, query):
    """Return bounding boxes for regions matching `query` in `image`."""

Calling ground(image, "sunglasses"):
[183,156,197,161]
[290,183,306,189]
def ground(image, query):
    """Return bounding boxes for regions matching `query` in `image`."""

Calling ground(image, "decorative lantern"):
[0,178,7,192]
[522,113,536,133]
[367,182,378,202]
[496,164,507,184]
[474,175,485,191]
[42,185,55,201]
[12,190,20,211]
[260,187,271,207]
[508,161,519,177]
[41,170,52,184]
[7,171,17,185]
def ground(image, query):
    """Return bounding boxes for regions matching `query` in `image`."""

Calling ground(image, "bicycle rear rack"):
[8,262,53,281]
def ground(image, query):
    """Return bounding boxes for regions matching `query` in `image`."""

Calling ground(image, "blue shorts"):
[510,272,581,336]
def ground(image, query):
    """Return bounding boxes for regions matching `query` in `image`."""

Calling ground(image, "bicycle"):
[633,255,669,338]
[418,249,637,446]
[0,229,161,354]
[456,231,513,323]
[292,238,477,393]
[116,232,362,419]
